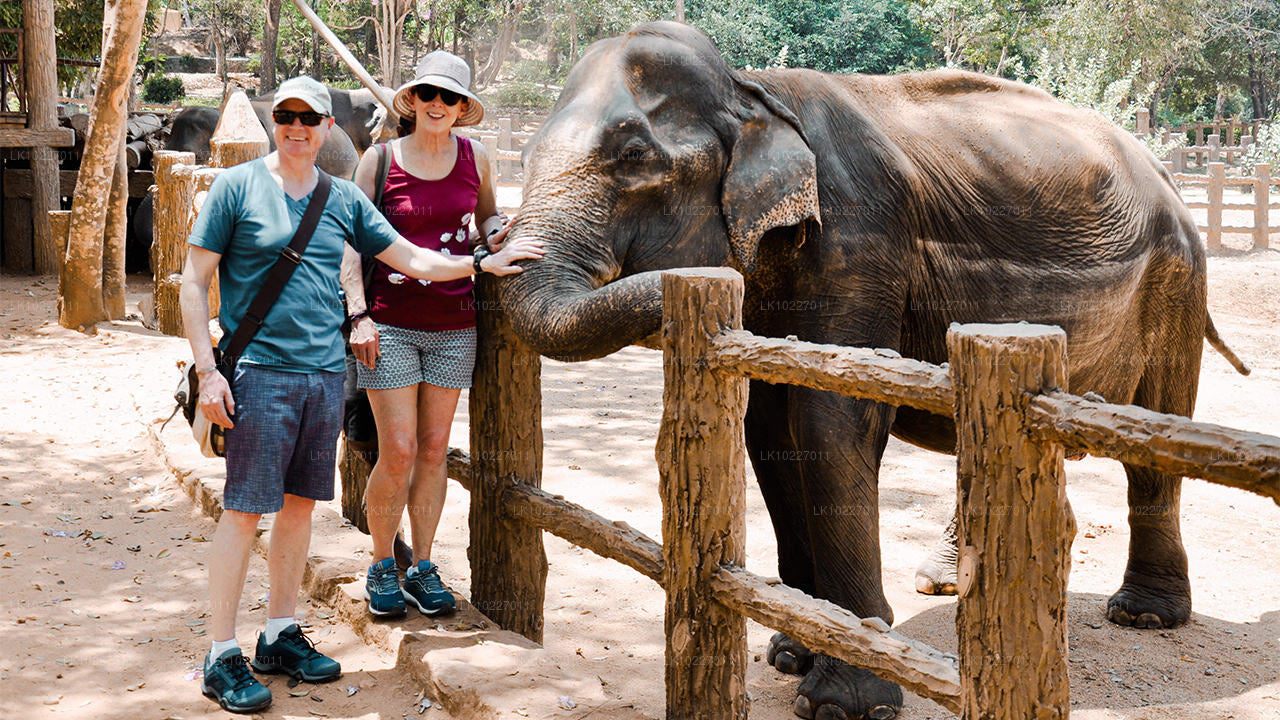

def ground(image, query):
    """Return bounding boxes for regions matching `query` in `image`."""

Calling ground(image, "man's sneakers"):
[365,557,406,616]
[403,560,456,616]
[202,649,272,714]
[252,624,342,682]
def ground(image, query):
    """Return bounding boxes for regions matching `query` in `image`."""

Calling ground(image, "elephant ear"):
[721,82,820,272]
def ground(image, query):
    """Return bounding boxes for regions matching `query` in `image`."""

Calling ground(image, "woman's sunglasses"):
[414,84,463,107]
[271,109,328,127]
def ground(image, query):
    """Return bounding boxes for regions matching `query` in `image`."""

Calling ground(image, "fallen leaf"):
[122,596,142,603]
[290,690,310,697]
[126,682,145,692]
[156,548,171,559]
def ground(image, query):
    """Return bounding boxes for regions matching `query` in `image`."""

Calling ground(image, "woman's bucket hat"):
[393,51,484,127]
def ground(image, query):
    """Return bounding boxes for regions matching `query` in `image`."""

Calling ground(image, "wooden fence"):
[460,117,533,184]
[1164,160,1275,250]
[440,268,1279,719]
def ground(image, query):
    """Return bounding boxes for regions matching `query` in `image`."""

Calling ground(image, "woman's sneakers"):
[202,649,272,714]
[252,624,341,682]
[365,557,407,616]
[403,560,456,616]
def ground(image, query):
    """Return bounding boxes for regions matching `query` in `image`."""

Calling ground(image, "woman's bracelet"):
[348,309,369,323]
[196,365,220,377]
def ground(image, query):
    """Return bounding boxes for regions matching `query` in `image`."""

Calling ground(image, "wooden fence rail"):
[1164,160,1275,250]
[444,266,1279,719]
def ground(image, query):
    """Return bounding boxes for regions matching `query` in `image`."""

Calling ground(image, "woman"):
[346,51,510,617]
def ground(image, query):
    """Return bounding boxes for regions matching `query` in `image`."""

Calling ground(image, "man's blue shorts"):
[222,365,344,514]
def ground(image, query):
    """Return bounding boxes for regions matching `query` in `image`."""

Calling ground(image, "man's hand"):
[199,371,236,429]
[350,315,380,369]
[480,236,544,276]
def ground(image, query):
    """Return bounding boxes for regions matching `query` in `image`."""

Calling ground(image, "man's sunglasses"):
[271,109,329,127]
[414,84,463,106]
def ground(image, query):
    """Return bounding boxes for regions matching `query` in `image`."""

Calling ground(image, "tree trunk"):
[103,133,128,318]
[62,0,146,331]
[23,0,62,275]
[261,0,284,92]
[568,5,577,62]
[474,0,525,89]
[674,0,685,23]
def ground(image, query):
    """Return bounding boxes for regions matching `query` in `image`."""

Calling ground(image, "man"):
[181,76,540,713]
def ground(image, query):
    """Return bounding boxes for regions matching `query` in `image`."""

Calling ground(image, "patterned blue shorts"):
[222,364,344,514]
[356,323,476,390]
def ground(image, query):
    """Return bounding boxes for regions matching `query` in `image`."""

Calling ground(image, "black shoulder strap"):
[372,141,391,210]
[223,169,333,366]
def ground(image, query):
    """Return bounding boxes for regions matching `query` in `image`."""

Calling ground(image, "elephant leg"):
[747,381,817,676]
[788,387,902,720]
[1107,355,1195,629]
[914,510,958,595]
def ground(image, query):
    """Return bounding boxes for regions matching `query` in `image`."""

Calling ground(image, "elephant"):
[495,21,1250,720]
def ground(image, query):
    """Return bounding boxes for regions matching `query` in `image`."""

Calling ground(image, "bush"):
[489,81,556,111]
[142,75,185,104]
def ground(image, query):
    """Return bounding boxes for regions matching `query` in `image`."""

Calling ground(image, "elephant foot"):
[1106,573,1191,629]
[792,655,902,720]
[767,631,815,675]
[915,514,958,596]
[393,532,414,571]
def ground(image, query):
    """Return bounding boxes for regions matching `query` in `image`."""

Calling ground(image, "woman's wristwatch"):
[473,246,493,274]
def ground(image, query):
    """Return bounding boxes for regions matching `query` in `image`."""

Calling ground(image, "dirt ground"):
[1,234,1278,719]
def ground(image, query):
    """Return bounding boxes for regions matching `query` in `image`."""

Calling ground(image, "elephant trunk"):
[497,175,664,361]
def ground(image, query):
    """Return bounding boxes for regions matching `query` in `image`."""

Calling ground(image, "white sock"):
[209,638,239,662]
[264,616,296,644]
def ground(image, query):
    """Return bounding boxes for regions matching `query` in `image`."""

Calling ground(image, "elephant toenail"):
[868,705,898,720]
[792,695,814,719]
[1135,613,1163,629]
[814,705,850,720]
[1107,606,1134,625]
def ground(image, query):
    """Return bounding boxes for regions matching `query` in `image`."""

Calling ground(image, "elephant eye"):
[614,140,652,164]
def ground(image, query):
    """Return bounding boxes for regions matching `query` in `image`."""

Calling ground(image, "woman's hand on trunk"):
[481,236,544,276]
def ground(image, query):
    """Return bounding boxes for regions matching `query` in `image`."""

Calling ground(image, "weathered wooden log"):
[708,329,954,416]
[0,127,75,148]
[125,112,162,139]
[210,90,269,168]
[154,158,197,336]
[60,0,147,330]
[467,273,547,641]
[1207,162,1225,250]
[949,323,1073,720]
[2,196,33,273]
[709,566,963,715]
[504,482,665,584]
[125,139,151,169]
[657,268,749,720]
[24,0,62,275]
[1027,391,1280,504]
[339,438,377,534]
[68,113,91,142]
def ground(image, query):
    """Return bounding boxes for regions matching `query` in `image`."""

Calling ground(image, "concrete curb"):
[143,414,647,719]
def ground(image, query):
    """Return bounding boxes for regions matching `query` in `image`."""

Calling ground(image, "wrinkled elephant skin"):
[498,21,1225,720]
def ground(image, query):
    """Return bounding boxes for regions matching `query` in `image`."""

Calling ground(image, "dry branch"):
[708,329,954,416]
[709,566,962,715]
[1028,391,1280,504]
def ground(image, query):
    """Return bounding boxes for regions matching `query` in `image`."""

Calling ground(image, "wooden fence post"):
[1255,163,1271,251]
[1208,134,1221,163]
[468,273,547,642]
[1194,124,1204,146]
[1171,146,1185,174]
[1136,108,1150,136]
[657,268,749,720]
[211,90,269,168]
[1208,162,1225,251]
[1228,118,1238,147]
[498,117,512,181]
[949,323,1074,720]
[152,156,196,335]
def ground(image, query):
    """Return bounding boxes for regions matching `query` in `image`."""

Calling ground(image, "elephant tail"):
[1205,314,1250,376]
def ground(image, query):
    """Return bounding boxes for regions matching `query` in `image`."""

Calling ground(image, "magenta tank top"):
[367,136,480,331]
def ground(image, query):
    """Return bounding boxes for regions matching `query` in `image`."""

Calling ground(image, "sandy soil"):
[1,239,1278,719]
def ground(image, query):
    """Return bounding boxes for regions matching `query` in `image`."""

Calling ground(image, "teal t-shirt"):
[188,159,397,373]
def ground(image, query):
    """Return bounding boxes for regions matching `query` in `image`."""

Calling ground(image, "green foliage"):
[489,81,557,110]
[1244,119,1280,170]
[689,0,933,74]
[142,74,186,104]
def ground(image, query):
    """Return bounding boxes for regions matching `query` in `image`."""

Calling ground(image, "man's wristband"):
[473,246,493,275]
